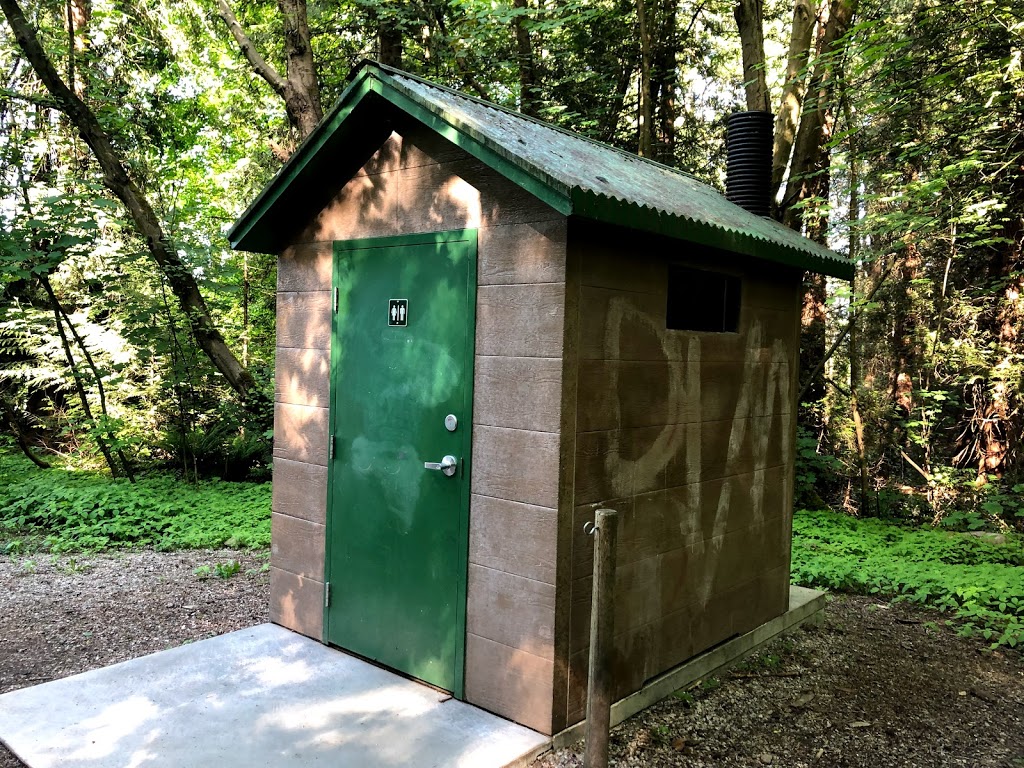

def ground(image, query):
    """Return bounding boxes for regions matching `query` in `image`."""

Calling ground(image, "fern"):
[792,509,1024,649]
[0,453,270,552]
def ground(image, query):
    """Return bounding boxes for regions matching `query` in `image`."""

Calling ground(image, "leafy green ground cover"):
[792,508,1024,649]
[0,454,270,553]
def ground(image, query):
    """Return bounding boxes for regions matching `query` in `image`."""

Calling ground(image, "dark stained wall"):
[271,115,568,734]
[560,221,801,727]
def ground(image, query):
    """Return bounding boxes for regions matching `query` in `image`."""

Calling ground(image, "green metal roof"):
[228,61,853,280]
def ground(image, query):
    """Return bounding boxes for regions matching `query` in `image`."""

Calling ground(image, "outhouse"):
[228,61,853,736]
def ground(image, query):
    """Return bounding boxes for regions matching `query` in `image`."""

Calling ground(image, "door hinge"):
[324,581,331,609]
[329,434,335,461]
[333,286,339,313]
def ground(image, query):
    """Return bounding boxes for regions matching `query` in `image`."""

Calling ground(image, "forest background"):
[0,0,1022,535]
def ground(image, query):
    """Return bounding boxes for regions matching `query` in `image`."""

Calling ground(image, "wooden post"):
[584,508,618,768]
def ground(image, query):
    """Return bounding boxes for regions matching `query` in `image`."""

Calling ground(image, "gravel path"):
[1,551,1021,768]
[0,549,270,768]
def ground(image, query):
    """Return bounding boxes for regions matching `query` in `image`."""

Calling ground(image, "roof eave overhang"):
[570,188,856,281]
[228,63,855,282]
[227,66,573,254]
[227,69,377,253]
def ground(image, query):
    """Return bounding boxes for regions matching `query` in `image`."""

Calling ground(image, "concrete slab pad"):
[0,624,548,768]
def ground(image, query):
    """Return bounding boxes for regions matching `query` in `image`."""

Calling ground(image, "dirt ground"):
[0,549,270,768]
[538,600,1024,768]
[1,551,1022,768]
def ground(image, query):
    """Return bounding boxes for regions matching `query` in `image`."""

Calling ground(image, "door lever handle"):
[424,455,458,477]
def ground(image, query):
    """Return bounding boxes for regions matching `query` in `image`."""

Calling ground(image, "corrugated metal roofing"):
[228,61,853,280]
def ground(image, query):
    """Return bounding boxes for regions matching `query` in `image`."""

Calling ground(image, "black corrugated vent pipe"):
[726,111,773,217]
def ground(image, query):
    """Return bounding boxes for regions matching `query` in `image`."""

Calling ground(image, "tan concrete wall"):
[271,114,567,733]
[561,221,801,726]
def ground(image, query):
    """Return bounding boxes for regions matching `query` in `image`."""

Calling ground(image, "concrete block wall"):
[271,114,568,734]
[269,111,802,736]
[560,222,801,726]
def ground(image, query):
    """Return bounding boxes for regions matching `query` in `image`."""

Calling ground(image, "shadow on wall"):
[271,570,322,638]
[273,400,327,466]
[567,277,797,718]
[276,348,330,408]
[303,129,492,245]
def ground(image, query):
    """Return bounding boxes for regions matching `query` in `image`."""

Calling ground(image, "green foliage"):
[194,559,244,580]
[804,0,1024,518]
[671,690,696,706]
[792,509,1024,649]
[794,425,844,508]
[0,454,270,552]
[698,676,721,692]
[215,560,242,578]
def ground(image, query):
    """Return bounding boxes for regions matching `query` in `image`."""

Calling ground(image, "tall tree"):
[637,0,654,156]
[1,0,259,399]
[653,0,678,165]
[734,0,770,112]
[779,0,858,235]
[770,0,816,203]
[511,0,538,116]
[216,0,323,140]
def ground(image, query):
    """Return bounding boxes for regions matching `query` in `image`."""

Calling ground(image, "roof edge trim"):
[227,65,573,251]
[227,69,375,251]
[570,189,856,281]
[370,72,573,216]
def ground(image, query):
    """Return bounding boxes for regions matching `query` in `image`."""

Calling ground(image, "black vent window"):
[666,265,741,333]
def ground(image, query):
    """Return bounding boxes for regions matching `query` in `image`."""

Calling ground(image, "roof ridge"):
[230,59,851,279]
[363,60,712,188]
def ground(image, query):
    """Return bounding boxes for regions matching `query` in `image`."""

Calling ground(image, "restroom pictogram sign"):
[389,299,408,327]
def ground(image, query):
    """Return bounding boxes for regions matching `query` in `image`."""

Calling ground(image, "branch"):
[797,259,894,403]
[824,376,850,396]
[215,0,286,97]
[0,86,59,109]
[0,0,257,399]
[424,4,491,101]
[900,449,933,483]
[455,55,491,101]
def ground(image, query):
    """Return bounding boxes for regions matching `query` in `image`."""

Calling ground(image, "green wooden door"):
[324,230,476,696]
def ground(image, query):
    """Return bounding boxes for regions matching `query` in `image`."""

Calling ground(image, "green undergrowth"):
[792,508,1024,649]
[0,454,270,553]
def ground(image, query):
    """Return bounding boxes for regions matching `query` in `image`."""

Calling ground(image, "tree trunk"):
[637,0,653,156]
[653,0,678,165]
[0,400,51,468]
[277,0,322,138]
[734,0,771,112]
[367,2,403,69]
[967,192,1024,483]
[512,0,539,116]
[779,0,857,232]
[2,0,259,399]
[38,274,120,476]
[844,91,870,512]
[799,272,827,403]
[216,0,322,141]
[53,284,136,481]
[770,0,816,207]
[378,16,403,68]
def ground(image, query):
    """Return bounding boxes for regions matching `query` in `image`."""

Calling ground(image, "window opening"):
[666,265,740,332]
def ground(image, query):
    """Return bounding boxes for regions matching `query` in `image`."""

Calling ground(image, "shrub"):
[0,453,270,552]
[792,508,1024,649]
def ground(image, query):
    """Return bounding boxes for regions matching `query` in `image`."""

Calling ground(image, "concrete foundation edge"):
[534,585,827,757]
